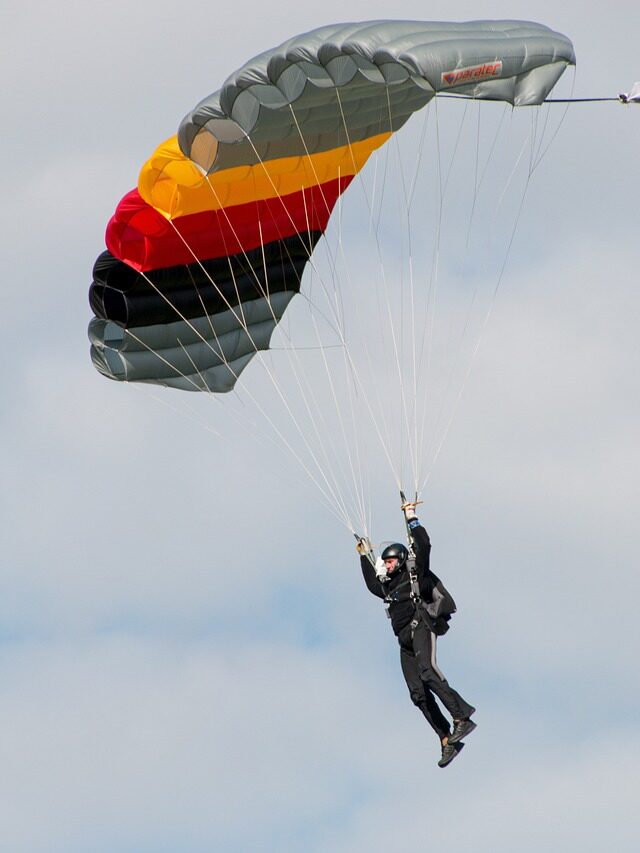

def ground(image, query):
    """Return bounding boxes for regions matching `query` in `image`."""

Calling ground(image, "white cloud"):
[1,635,636,852]
[0,635,399,851]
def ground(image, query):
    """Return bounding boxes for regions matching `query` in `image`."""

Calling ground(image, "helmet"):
[380,543,409,570]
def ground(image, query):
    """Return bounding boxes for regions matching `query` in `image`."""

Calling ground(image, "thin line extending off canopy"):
[436,94,621,104]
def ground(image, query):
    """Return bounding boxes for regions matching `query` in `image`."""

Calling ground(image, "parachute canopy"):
[89,20,575,392]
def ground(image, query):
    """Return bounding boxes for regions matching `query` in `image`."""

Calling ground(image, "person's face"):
[384,557,399,574]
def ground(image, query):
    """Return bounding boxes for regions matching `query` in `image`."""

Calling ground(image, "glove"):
[356,536,373,556]
[374,556,387,579]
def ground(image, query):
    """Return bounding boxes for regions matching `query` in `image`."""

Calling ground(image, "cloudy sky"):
[2,2,638,851]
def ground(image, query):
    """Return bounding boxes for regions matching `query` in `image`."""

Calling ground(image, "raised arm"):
[356,537,385,599]
[403,502,431,572]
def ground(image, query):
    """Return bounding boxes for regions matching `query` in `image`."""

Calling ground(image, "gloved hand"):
[355,536,373,556]
[374,556,387,579]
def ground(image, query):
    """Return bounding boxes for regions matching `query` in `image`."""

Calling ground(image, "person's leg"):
[411,620,475,722]
[398,630,450,741]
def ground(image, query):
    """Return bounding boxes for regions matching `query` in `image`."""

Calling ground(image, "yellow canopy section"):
[138,133,392,219]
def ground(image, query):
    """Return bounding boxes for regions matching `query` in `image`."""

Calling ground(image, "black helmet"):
[381,543,409,569]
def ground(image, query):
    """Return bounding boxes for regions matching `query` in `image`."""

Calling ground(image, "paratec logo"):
[441,61,503,88]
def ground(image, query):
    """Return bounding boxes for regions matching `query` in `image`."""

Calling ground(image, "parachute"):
[89,20,575,529]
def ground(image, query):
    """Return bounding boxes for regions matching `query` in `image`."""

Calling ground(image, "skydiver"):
[356,500,476,768]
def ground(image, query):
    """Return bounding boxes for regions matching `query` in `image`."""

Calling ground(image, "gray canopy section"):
[89,292,295,392]
[178,20,575,173]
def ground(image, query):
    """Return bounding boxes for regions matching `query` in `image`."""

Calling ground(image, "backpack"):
[408,560,457,636]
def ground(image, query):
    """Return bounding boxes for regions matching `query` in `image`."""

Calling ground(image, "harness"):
[382,550,455,636]
[381,555,420,624]
[406,555,424,634]
[376,491,456,635]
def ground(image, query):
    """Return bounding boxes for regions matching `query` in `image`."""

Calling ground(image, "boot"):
[448,718,477,744]
[438,740,464,768]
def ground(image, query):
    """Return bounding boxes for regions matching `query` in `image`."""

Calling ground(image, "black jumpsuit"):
[360,520,474,741]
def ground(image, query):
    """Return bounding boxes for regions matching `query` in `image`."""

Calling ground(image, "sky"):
[1,2,639,851]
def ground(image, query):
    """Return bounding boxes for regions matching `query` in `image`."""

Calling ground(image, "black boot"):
[438,740,464,768]
[448,718,477,744]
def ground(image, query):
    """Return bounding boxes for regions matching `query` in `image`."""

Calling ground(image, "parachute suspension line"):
[161,208,281,378]
[242,120,371,532]
[436,98,472,195]
[417,100,501,475]
[165,219,261,351]
[229,134,355,465]
[287,105,338,223]
[426,90,568,483]
[418,102,488,473]
[122,331,320,521]
[288,104,363,352]
[132,379,342,526]
[419,124,537,493]
[198,179,356,517]
[344,357,371,535]
[332,225,401,512]
[367,129,382,235]
[469,103,509,232]
[177,338,221,392]
[372,122,391,237]
[134,265,246,388]
[414,98,477,484]
[160,212,334,465]
[334,168,372,535]
[493,121,535,234]
[254,226,356,526]
[530,69,575,174]
[290,265,364,535]
[240,129,348,338]
[417,99,532,484]
[409,109,434,494]
[344,126,399,487]
[249,252,359,530]
[286,108,382,531]
[238,369,357,531]
[529,102,551,177]
[162,261,233,372]
[262,228,368,532]
[199,175,344,379]
[333,85,414,490]
[415,95,445,479]
[342,343,403,492]
[120,289,310,482]
[308,306,370,534]
[407,100,468,494]
[385,86,417,490]
[260,315,358,532]
[423,104,536,482]
[125,338,353,529]
[291,102,407,532]
[134,381,224,437]
[286,106,358,355]
[310,121,403,499]
[364,139,403,476]
[295,90,403,495]
[162,207,358,530]
[122,325,213,391]
[231,121,378,530]
[407,99,433,212]
[377,86,419,490]
[136,265,354,529]
[403,101,434,493]
[385,85,421,495]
